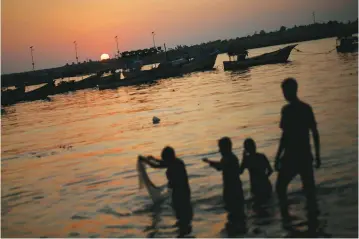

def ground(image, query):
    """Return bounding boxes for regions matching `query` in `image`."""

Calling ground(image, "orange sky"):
[1,0,357,74]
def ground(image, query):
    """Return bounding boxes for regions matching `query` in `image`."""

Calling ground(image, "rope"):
[293,47,336,55]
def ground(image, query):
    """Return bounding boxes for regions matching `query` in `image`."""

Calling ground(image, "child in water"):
[139,146,193,237]
[202,137,247,235]
[239,138,273,209]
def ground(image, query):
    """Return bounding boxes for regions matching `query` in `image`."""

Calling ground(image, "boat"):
[122,67,151,79]
[2,82,53,106]
[21,82,54,101]
[122,59,145,79]
[54,71,115,94]
[336,36,358,53]
[97,73,157,90]
[223,44,297,71]
[123,50,219,81]
[1,87,26,105]
[53,80,78,94]
[1,70,124,105]
[156,50,219,76]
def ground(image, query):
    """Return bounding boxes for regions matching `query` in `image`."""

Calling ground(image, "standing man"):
[275,78,321,233]
[139,146,193,237]
[202,137,247,236]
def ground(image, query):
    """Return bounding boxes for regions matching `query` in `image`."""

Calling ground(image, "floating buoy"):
[152,116,160,124]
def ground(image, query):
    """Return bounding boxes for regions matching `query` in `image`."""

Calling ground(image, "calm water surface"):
[2,38,358,237]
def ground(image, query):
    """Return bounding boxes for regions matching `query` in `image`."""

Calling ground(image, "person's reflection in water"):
[202,137,247,236]
[239,138,273,211]
[274,78,321,235]
[140,146,193,237]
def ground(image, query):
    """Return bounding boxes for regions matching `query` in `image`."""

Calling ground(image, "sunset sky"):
[1,0,358,74]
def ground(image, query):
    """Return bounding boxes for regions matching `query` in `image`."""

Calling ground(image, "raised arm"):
[202,158,222,171]
[139,155,167,169]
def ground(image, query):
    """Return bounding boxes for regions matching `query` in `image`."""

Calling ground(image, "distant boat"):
[122,59,144,79]
[1,87,26,105]
[22,82,54,101]
[2,82,52,106]
[336,36,358,53]
[123,50,219,80]
[1,72,120,106]
[157,50,219,75]
[138,50,220,80]
[122,67,150,80]
[223,44,297,71]
[97,73,157,90]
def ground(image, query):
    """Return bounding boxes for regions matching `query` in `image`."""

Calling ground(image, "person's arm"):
[309,107,321,169]
[312,126,321,169]
[139,155,167,169]
[264,155,273,177]
[275,107,286,171]
[275,132,285,171]
[239,151,248,174]
[202,158,222,171]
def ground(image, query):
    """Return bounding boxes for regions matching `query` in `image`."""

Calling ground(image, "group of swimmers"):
[139,77,321,237]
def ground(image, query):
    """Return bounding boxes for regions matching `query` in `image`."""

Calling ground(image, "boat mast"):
[164,43,167,61]
[30,46,35,71]
[115,36,120,58]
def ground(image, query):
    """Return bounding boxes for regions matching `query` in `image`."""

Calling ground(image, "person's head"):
[218,137,232,155]
[244,138,256,155]
[281,78,298,102]
[161,146,176,162]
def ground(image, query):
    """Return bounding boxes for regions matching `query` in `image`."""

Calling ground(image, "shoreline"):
[1,20,357,87]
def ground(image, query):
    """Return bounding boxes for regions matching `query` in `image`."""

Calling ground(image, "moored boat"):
[2,87,26,105]
[336,36,358,53]
[2,82,53,106]
[122,50,218,81]
[122,68,152,79]
[97,74,157,90]
[157,50,219,76]
[122,59,145,79]
[22,82,54,101]
[223,44,297,71]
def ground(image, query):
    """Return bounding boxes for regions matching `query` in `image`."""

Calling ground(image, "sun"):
[100,53,110,60]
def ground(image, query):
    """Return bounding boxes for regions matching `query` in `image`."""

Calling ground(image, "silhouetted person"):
[202,137,247,236]
[239,138,273,209]
[139,146,193,237]
[49,80,55,87]
[275,78,321,233]
[237,48,248,61]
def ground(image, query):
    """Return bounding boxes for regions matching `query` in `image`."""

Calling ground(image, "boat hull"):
[336,44,358,53]
[123,68,154,79]
[2,83,52,106]
[98,75,157,90]
[223,44,297,71]
[1,74,122,105]
[1,88,26,105]
[157,52,218,76]
[122,52,218,82]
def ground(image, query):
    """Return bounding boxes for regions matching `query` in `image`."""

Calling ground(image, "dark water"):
[2,38,358,237]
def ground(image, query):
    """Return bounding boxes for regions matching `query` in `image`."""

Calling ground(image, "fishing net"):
[137,158,168,204]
